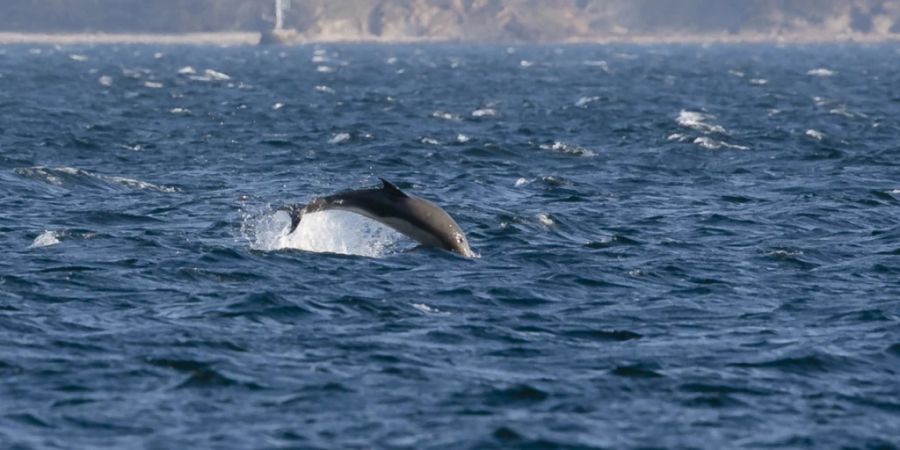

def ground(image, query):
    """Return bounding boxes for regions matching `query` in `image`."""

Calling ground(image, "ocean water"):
[1,43,899,449]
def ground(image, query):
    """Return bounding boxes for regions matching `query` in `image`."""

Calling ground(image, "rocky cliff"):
[2,0,899,42]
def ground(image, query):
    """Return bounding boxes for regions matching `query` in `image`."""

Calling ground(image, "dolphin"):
[281,179,474,258]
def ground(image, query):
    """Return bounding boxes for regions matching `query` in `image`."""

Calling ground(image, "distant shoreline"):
[1,31,899,46]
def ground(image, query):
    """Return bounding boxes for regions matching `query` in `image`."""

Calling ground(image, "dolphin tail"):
[278,204,305,233]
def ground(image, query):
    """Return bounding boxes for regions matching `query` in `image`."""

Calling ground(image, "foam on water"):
[693,136,748,150]
[676,110,727,134]
[539,141,596,157]
[248,210,405,258]
[806,129,826,140]
[328,133,351,144]
[808,68,835,77]
[14,166,181,192]
[29,230,60,248]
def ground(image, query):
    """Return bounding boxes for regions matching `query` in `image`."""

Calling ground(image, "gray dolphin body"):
[282,179,474,258]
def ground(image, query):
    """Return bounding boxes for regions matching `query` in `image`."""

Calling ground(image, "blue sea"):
[1,43,899,449]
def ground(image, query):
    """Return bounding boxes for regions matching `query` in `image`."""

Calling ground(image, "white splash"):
[575,96,600,107]
[204,69,231,80]
[412,303,441,314]
[329,133,350,144]
[472,108,497,118]
[431,111,459,121]
[537,213,555,227]
[693,137,748,150]
[807,68,835,77]
[540,141,595,157]
[514,177,531,187]
[30,230,60,248]
[676,110,726,134]
[805,129,825,140]
[247,210,405,258]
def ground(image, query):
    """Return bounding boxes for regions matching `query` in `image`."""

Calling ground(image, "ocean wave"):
[13,166,181,193]
[676,110,726,134]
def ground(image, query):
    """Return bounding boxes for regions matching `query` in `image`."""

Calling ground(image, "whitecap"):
[386,57,398,65]
[204,69,231,80]
[69,54,88,62]
[14,166,180,192]
[537,213,555,227]
[667,133,689,142]
[317,66,335,73]
[676,110,726,134]
[514,177,530,187]
[431,111,459,121]
[519,60,534,67]
[575,96,600,107]
[272,102,285,110]
[315,85,335,94]
[329,133,350,144]
[30,230,60,248]
[805,129,825,140]
[311,55,329,63]
[144,81,163,89]
[540,141,595,157]
[728,70,745,78]
[177,66,196,75]
[583,60,609,71]
[749,78,768,85]
[456,134,470,143]
[411,303,441,314]
[170,108,190,115]
[693,137,748,150]
[420,137,440,145]
[153,52,164,59]
[98,75,113,87]
[471,108,497,118]
[121,68,145,79]
[829,106,855,118]
[807,68,835,77]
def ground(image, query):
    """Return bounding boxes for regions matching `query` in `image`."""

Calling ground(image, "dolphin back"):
[281,179,473,257]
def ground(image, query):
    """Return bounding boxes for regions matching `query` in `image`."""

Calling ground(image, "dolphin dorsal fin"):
[380,178,408,197]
